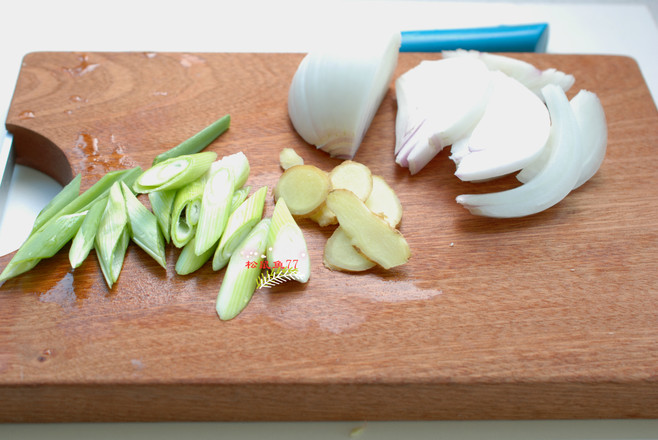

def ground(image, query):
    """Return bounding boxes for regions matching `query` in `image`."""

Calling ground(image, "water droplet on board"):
[39,271,76,308]
[144,52,157,59]
[63,54,100,77]
[18,110,35,119]
[75,133,99,156]
[69,95,87,103]
[179,53,205,68]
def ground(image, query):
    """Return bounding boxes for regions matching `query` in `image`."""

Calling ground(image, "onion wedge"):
[456,84,583,218]
[288,28,401,159]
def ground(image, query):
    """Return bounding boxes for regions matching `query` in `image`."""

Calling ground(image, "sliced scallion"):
[95,182,129,288]
[212,186,267,271]
[170,176,206,248]
[96,228,130,289]
[69,196,109,269]
[0,212,87,282]
[230,186,251,213]
[133,151,217,194]
[31,174,81,234]
[266,198,311,283]
[148,190,175,243]
[121,182,166,269]
[216,218,271,320]
[194,167,234,256]
[209,151,250,189]
[175,235,216,275]
[152,114,230,165]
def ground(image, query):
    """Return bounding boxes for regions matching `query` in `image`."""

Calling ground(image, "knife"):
[0,22,549,217]
[400,23,549,53]
[0,129,14,219]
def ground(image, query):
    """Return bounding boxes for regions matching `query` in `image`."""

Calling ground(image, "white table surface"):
[1,0,657,438]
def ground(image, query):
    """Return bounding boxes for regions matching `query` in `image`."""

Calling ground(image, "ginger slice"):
[328,160,373,201]
[365,175,403,228]
[279,148,304,170]
[323,226,376,272]
[310,160,373,227]
[309,203,338,227]
[274,165,330,216]
[326,189,410,269]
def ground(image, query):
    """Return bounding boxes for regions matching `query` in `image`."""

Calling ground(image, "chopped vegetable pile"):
[0,115,311,321]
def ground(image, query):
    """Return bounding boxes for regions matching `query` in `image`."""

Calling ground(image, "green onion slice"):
[209,151,250,190]
[175,235,216,275]
[148,190,175,244]
[170,176,206,248]
[69,196,109,269]
[0,212,86,282]
[266,198,311,283]
[121,182,166,269]
[230,186,251,213]
[31,174,81,234]
[95,182,129,288]
[216,218,271,320]
[133,152,217,194]
[212,186,267,271]
[194,167,234,256]
[152,114,230,165]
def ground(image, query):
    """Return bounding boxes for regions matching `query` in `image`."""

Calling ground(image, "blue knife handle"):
[400,23,549,53]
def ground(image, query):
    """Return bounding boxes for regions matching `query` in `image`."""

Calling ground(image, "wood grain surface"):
[0,52,657,422]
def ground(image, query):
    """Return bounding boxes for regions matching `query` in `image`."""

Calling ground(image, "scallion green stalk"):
[209,151,250,189]
[0,212,87,282]
[148,190,175,243]
[121,182,166,269]
[0,167,140,282]
[230,186,251,213]
[96,228,130,289]
[170,176,206,248]
[216,218,271,320]
[175,179,250,274]
[266,198,311,283]
[69,196,109,269]
[133,152,217,194]
[152,114,230,165]
[212,186,267,271]
[175,235,216,275]
[31,174,81,234]
[194,167,234,256]
[95,182,129,288]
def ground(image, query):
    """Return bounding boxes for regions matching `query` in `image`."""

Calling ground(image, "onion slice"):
[288,28,401,159]
[394,57,492,174]
[453,71,551,182]
[442,49,575,98]
[516,89,608,188]
[456,84,583,218]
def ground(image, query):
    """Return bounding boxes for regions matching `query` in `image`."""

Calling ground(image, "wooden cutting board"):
[0,52,656,423]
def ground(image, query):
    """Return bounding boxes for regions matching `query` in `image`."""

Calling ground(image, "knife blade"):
[0,130,14,219]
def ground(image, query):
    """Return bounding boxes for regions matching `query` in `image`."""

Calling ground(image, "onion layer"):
[456,84,583,218]
[394,57,492,174]
[288,28,401,160]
